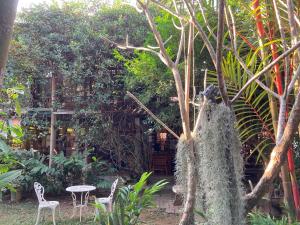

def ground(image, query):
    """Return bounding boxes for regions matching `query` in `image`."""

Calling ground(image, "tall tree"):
[0,0,19,86]
[109,0,300,224]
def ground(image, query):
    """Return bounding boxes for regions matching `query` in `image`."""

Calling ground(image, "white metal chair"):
[34,182,60,225]
[94,179,119,221]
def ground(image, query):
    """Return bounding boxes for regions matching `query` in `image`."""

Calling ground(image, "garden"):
[1,0,300,224]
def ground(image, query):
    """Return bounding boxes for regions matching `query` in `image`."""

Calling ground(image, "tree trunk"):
[281,162,296,219]
[179,138,196,225]
[244,90,300,212]
[268,88,296,219]
[0,0,19,86]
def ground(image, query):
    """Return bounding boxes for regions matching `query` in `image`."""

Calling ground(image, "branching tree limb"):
[244,89,300,211]
[216,0,229,105]
[183,0,217,67]
[126,92,180,139]
[224,5,280,99]
[231,41,300,103]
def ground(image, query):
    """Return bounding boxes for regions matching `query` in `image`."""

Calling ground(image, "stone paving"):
[154,191,182,214]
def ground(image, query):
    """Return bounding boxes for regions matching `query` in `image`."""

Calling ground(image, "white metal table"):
[66,185,96,222]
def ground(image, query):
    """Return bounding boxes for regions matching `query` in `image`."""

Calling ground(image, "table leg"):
[80,192,83,222]
[71,192,77,218]
[84,191,90,206]
[84,191,90,214]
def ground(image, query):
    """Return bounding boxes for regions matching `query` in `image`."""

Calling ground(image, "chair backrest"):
[34,182,46,203]
[108,179,118,199]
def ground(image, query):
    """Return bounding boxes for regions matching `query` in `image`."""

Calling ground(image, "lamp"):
[159,132,167,151]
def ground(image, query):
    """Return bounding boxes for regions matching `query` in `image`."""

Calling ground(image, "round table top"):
[66,185,96,193]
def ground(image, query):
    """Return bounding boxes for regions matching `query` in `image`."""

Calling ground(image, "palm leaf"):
[0,170,22,189]
[208,51,275,162]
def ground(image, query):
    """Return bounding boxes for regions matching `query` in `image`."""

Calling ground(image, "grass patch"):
[0,199,98,225]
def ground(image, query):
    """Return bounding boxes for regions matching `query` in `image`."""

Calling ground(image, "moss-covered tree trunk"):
[0,0,19,86]
[176,101,245,225]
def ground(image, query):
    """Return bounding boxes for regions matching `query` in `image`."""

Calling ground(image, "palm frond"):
[208,51,275,162]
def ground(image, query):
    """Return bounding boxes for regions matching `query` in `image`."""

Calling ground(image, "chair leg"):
[35,208,41,225]
[52,208,56,225]
[79,206,82,222]
[41,208,46,221]
[58,204,61,218]
[71,205,76,218]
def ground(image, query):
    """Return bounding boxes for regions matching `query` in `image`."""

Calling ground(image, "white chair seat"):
[40,201,59,208]
[96,198,110,204]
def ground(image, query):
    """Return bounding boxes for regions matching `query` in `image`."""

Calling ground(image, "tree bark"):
[244,90,300,212]
[216,0,229,106]
[0,0,19,86]
[179,139,197,225]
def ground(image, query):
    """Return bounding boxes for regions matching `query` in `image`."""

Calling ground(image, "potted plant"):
[10,175,25,202]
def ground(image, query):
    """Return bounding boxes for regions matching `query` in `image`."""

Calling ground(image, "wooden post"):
[49,75,56,167]
[132,117,143,173]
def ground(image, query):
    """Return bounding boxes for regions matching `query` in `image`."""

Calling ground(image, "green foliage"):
[1,148,114,194]
[117,8,215,131]
[0,85,24,144]
[96,172,167,225]
[86,156,116,189]
[0,70,24,190]
[248,212,300,225]
[0,170,22,189]
[8,0,150,175]
[208,50,274,163]
[0,140,21,190]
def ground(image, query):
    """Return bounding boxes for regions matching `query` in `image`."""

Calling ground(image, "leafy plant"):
[248,212,300,225]
[86,156,116,189]
[208,50,274,163]
[0,139,21,190]
[96,172,167,225]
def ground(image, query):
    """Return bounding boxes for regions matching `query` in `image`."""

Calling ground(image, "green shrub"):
[85,156,116,189]
[95,172,167,225]
[248,212,300,225]
[1,146,119,195]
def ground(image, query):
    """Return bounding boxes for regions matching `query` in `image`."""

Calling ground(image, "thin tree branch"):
[225,5,237,51]
[287,0,300,54]
[288,64,300,95]
[137,0,174,67]
[183,0,217,67]
[172,0,186,66]
[176,26,185,65]
[150,0,186,20]
[278,0,300,28]
[147,35,173,49]
[272,0,289,96]
[196,0,217,41]
[215,0,229,105]
[136,0,191,137]
[235,54,280,99]
[127,92,180,139]
[231,41,300,103]
[185,19,194,125]
[203,69,208,90]
[101,35,161,58]
[224,4,279,99]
